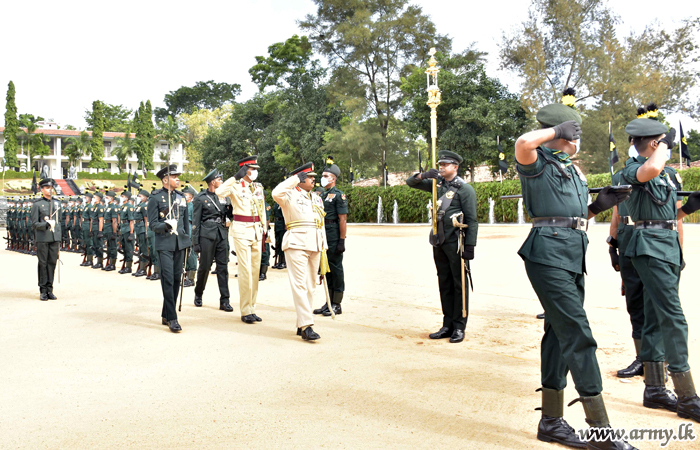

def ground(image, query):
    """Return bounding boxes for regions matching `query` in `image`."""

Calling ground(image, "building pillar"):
[54,137,62,179]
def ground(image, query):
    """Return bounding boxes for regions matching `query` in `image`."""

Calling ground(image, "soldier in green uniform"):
[183,185,198,287]
[30,179,62,301]
[621,117,700,423]
[314,163,348,316]
[6,198,15,250]
[117,191,136,274]
[272,201,286,269]
[406,150,478,344]
[80,193,94,266]
[17,199,25,252]
[91,192,106,269]
[259,194,272,281]
[148,165,192,333]
[147,183,161,281]
[59,199,69,250]
[132,190,151,277]
[514,91,635,449]
[71,196,81,252]
[102,191,119,271]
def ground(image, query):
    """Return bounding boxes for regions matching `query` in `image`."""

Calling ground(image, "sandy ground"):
[1,224,698,450]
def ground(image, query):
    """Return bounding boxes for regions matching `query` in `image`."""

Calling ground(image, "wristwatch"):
[606,236,618,248]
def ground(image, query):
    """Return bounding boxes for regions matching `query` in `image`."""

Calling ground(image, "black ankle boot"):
[670,370,700,422]
[536,388,586,448]
[577,394,637,449]
[643,361,677,412]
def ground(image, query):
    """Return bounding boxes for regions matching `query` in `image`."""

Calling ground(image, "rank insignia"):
[160,212,165,218]
[341,194,346,200]
[446,191,455,199]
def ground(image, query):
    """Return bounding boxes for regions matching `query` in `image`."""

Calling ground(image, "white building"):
[0,126,187,179]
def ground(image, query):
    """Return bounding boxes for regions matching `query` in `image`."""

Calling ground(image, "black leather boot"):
[323,292,343,316]
[670,370,700,422]
[259,265,268,281]
[617,339,643,378]
[578,394,637,449]
[536,388,586,448]
[643,361,677,411]
[314,291,332,315]
[92,256,103,269]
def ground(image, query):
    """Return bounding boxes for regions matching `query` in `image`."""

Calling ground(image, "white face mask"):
[249,169,258,181]
[570,139,580,155]
[105,197,112,205]
[321,177,329,187]
[92,197,98,204]
[135,197,142,205]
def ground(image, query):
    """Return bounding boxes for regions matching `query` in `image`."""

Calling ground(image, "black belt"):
[619,215,631,225]
[204,217,223,224]
[532,217,588,231]
[325,219,339,225]
[634,220,677,231]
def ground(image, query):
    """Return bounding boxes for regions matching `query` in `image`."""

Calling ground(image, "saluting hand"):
[552,120,582,141]
[658,128,676,150]
[419,168,439,180]
[234,165,248,180]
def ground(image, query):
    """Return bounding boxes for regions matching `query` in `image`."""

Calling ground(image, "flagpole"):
[609,122,614,178]
[497,136,503,184]
[679,121,683,170]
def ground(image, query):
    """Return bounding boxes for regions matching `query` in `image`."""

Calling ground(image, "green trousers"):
[619,252,645,340]
[137,232,149,263]
[82,228,94,256]
[119,232,134,262]
[631,255,689,372]
[186,246,198,271]
[524,259,602,396]
[105,232,118,259]
[325,226,345,297]
[432,240,467,331]
[93,230,103,260]
[147,228,159,269]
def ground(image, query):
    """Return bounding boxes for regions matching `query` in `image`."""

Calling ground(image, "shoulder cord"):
[619,172,673,206]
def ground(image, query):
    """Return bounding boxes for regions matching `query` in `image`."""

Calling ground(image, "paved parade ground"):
[1,224,698,449]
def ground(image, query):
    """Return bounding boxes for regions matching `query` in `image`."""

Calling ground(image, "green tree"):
[401,52,529,181]
[300,0,451,172]
[88,100,107,169]
[63,131,91,168]
[3,81,20,168]
[687,129,700,162]
[154,81,241,122]
[157,116,186,164]
[18,114,51,171]
[178,105,233,173]
[113,129,137,173]
[249,34,324,91]
[84,102,133,132]
[142,101,156,169]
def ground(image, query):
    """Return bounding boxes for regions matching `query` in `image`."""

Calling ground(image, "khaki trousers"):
[234,237,262,316]
[285,248,321,328]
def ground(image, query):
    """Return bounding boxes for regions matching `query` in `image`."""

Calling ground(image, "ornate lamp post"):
[425,48,441,237]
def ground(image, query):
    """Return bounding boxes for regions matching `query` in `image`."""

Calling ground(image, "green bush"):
[0,170,36,179]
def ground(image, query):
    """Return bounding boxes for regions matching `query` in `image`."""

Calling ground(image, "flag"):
[609,130,619,168]
[349,160,355,182]
[31,171,38,194]
[384,162,388,186]
[130,172,141,189]
[498,139,508,173]
[680,121,691,166]
[127,172,131,191]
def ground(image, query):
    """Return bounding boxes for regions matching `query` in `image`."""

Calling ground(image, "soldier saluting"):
[30,178,62,301]
[148,165,192,333]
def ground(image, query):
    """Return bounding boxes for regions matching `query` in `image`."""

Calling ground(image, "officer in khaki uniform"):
[216,156,267,323]
[118,191,136,274]
[272,162,328,341]
[31,179,62,301]
[514,90,635,450]
[622,117,700,423]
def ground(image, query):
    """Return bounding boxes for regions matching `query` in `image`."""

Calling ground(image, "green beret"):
[121,191,132,199]
[183,186,197,196]
[138,189,150,198]
[94,192,104,199]
[437,150,463,164]
[323,164,341,178]
[536,103,582,127]
[105,191,116,198]
[624,118,668,138]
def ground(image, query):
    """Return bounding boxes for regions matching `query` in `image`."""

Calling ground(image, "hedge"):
[0,170,204,182]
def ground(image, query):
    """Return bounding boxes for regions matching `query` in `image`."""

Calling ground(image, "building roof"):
[0,127,136,139]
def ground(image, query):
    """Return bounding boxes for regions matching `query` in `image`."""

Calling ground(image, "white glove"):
[46,219,56,230]
[165,219,178,235]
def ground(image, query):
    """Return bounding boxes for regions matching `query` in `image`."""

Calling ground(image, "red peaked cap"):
[237,155,260,168]
[290,162,316,176]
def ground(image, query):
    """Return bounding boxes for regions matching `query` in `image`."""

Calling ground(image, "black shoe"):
[104,264,116,272]
[300,326,320,341]
[429,327,452,339]
[537,416,586,449]
[183,279,194,287]
[313,303,329,315]
[151,273,160,281]
[259,273,266,281]
[241,314,256,324]
[643,386,677,412]
[40,293,48,301]
[220,302,233,312]
[168,319,182,333]
[617,357,643,378]
[253,314,262,322]
[92,263,103,269]
[194,295,202,307]
[133,270,147,277]
[80,261,91,267]
[47,292,57,300]
[121,268,132,274]
[162,318,168,326]
[278,262,286,269]
[536,313,546,319]
[449,329,465,343]
[323,303,342,316]
[677,394,700,422]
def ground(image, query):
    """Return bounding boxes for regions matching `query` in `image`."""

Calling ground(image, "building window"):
[161,143,170,150]
[104,141,111,148]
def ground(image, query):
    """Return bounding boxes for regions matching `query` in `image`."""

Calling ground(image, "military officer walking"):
[146,183,161,281]
[148,165,191,333]
[406,150,478,343]
[514,90,635,449]
[30,179,62,301]
[314,163,348,317]
[118,191,136,274]
[132,190,150,277]
[216,156,267,323]
[272,162,328,341]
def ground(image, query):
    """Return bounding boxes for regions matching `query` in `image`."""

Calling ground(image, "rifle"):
[500,188,695,200]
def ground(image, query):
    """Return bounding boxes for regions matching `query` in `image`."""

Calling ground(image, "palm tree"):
[64,131,91,168]
[113,130,137,173]
[157,116,187,165]
[18,115,51,171]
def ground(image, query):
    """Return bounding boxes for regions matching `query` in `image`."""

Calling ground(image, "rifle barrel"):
[501,188,694,200]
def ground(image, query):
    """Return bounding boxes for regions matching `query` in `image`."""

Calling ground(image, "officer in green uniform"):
[183,185,198,287]
[30,179,62,300]
[514,91,635,450]
[17,199,26,252]
[259,195,272,281]
[91,192,106,269]
[101,191,119,271]
[148,165,192,333]
[6,198,15,250]
[60,198,69,250]
[272,201,286,269]
[147,183,161,281]
[117,191,136,274]
[622,117,700,423]
[133,189,151,277]
[314,163,348,316]
[80,193,94,266]
[406,150,478,344]
[71,196,81,252]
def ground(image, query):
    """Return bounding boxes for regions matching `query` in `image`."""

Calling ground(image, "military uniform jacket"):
[31,196,62,243]
[90,203,105,231]
[104,203,119,234]
[516,147,589,274]
[272,176,328,253]
[273,202,285,227]
[406,174,478,246]
[321,187,349,220]
[147,188,192,251]
[134,202,147,235]
[216,177,267,242]
[81,204,92,230]
[7,206,14,231]
[192,190,228,245]
[72,205,81,229]
[620,156,682,266]
[119,203,135,234]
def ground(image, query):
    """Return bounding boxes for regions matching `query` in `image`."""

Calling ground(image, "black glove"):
[335,238,345,254]
[89,231,93,238]
[681,190,700,215]
[97,231,104,239]
[681,259,686,271]
[127,233,134,242]
[234,165,248,180]
[419,168,439,180]
[193,244,201,254]
[609,246,620,272]
[297,171,308,183]
[552,120,582,141]
[462,244,475,261]
[110,234,117,241]
[658,128,676,150]
[589,186,631,215]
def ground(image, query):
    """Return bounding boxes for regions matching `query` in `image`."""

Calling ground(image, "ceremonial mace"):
[426,48,441,237]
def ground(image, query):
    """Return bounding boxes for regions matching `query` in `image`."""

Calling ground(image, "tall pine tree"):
[142,100,156,170]
[133,103,144,166]
[4,81,20,168]
[89,100,107,168]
